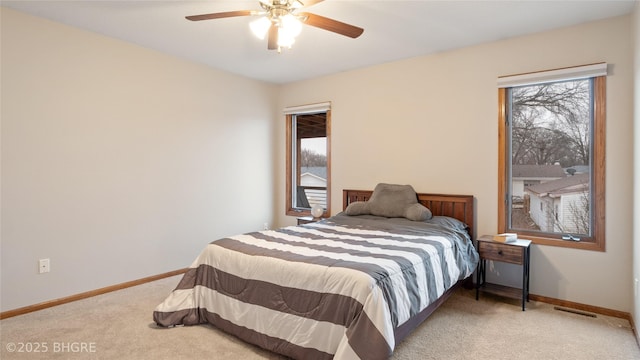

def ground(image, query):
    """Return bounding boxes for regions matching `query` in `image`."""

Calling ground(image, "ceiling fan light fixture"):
[276,14,302,48]
[280,14,302,38]
[277,28,295,48]
[186,0,364,51]
[291,0,305,9]
[250,16,272,39]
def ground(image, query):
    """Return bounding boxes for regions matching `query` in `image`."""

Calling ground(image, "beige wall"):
[632,1,639,341]
[0,8,278,311]
[277,15,634,312]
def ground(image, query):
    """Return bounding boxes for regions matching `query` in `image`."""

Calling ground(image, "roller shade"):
[497,63,607,88]
[283,102,331,115]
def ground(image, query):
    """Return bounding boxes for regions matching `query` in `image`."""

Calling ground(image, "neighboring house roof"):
[300,172,326,184]
[301,166,327,180]
[526,173,589,197]
[512,164,566,179]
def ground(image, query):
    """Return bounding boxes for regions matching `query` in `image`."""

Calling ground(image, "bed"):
[154,185,479,360]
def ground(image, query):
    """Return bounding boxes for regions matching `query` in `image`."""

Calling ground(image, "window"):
[498,64,606,251]
[285,103,331,217]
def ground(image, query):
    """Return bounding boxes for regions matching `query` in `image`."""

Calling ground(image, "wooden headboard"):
[342,189,475,239]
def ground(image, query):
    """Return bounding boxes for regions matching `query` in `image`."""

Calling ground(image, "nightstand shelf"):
[475,235,531,311]
[477,282,523,299]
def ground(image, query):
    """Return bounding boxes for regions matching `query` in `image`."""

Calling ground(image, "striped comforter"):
[153,214,479,360]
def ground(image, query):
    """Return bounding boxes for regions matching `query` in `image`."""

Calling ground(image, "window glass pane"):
[290,113,327,211]
[299,137,327,209]
[508,79,592,238]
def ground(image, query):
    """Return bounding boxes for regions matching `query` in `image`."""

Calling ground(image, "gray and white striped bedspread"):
[153,214,479,360]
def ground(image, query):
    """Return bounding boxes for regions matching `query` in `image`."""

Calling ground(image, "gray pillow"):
[404,203,433,221]
[367,183,419,218]
[343,183,433,221]
[428,216,468,231]
[344,201,369,215]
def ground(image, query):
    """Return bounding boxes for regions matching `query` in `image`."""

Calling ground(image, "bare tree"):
[511,80,590,166]
[567,192,590,235]
[301,149,326,167]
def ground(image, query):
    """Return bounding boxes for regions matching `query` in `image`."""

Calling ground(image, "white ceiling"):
[2,0,636,84]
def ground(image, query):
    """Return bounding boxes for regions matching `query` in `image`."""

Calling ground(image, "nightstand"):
[296,216,320,225]
[475,235,531,311]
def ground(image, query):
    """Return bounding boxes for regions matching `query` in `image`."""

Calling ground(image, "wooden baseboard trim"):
[532,294,638,346]
[0,268,188,320]
[630,315,640,348]
[529,293,631,321]
[531,293,638,342]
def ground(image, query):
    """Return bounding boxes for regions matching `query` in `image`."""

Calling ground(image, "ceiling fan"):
[186,0,364,52]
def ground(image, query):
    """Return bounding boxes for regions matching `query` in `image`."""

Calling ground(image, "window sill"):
[512,234,605,252]
[286,209,309,217]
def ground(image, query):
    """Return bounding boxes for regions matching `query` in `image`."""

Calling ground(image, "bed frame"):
[342,189,475,344]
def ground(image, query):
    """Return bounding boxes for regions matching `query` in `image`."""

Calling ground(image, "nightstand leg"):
[521,247,530,311]
[521,269,526,311]
[476,263,479,300]
[524,247,530,305]
[476,259,485,301]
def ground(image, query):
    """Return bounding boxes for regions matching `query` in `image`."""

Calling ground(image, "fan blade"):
[267,24,278,50]
[300,12,363,38]
[186,10,253,21]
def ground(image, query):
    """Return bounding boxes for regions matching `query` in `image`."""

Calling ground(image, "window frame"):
[497,76,606,251]
[285,110,331,218]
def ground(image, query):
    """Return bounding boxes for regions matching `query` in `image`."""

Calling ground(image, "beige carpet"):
[1,275,639,359]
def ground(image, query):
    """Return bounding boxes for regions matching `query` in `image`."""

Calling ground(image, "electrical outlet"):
[39,258,50,274]
[263,222,269,230]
